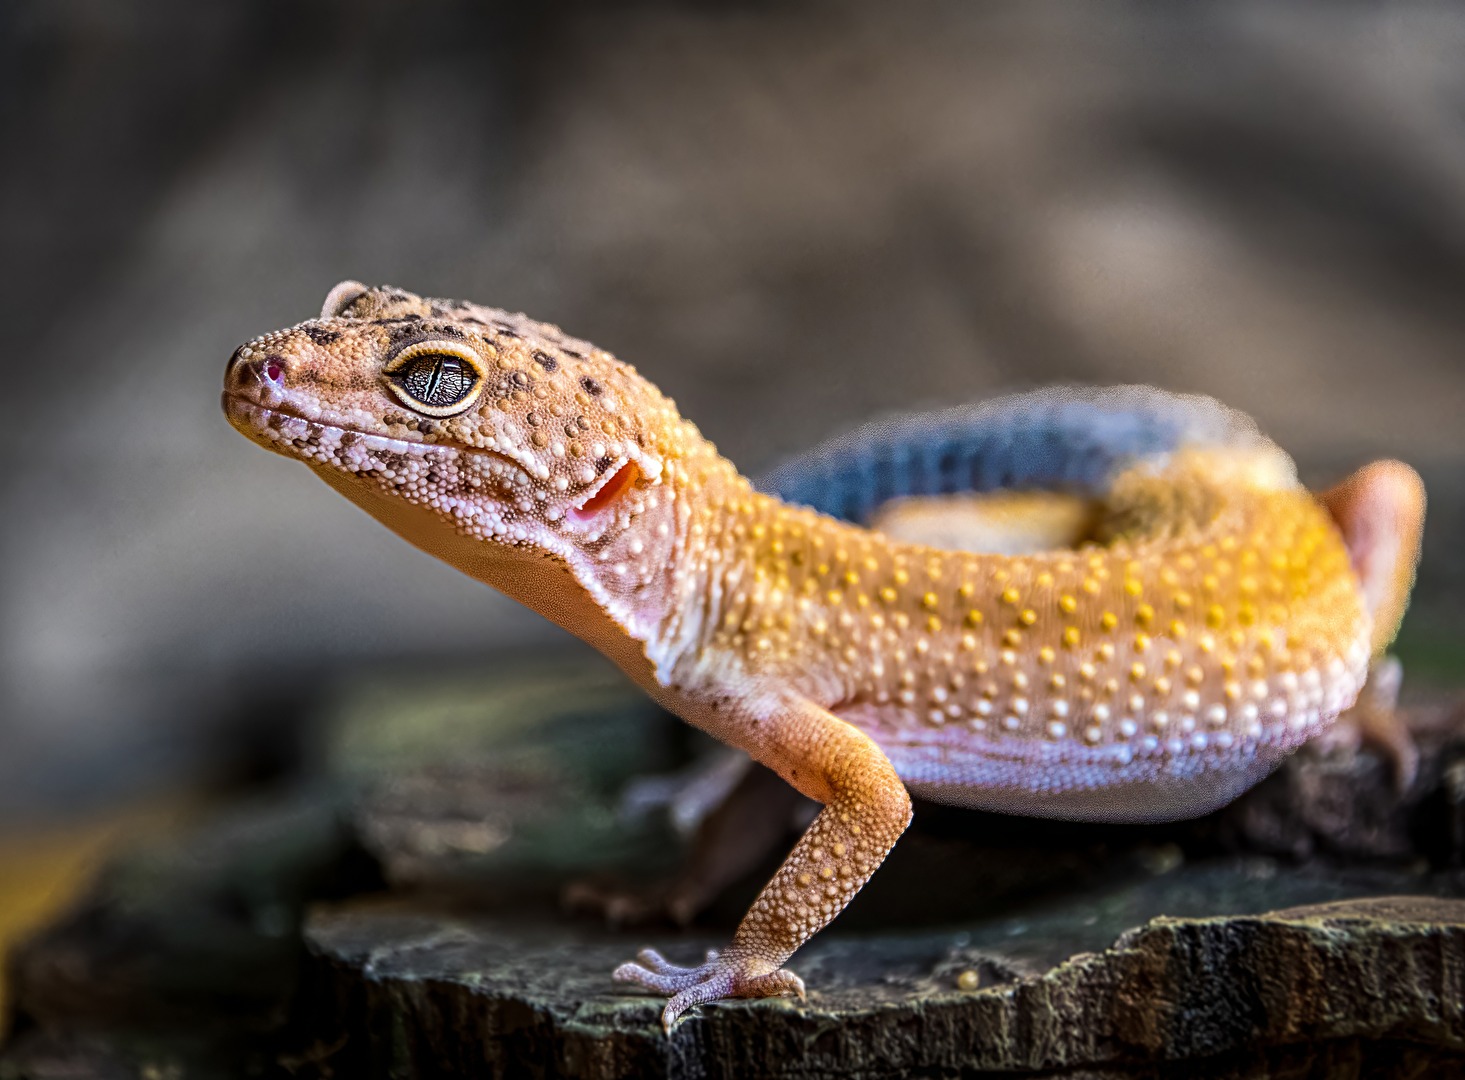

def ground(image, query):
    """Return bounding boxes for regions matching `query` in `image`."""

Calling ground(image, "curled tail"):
[758,385,1286,524]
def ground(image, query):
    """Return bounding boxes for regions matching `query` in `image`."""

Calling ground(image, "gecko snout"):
[226,346,287,396]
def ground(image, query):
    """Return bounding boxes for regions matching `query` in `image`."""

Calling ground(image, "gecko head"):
[223,282,715,580]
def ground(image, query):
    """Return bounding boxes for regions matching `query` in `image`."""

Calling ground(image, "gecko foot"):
[612,947,805,1031]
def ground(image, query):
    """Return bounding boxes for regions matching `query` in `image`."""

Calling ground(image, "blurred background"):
[2,0,1464,943]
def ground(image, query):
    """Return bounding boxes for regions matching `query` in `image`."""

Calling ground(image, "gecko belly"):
[843,702,1340,823]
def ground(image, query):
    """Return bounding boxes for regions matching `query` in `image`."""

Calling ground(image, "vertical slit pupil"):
[397,354,477,408]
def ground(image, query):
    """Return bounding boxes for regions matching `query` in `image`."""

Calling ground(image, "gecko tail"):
[757,384,1277,525]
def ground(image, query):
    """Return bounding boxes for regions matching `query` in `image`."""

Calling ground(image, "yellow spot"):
[1174,591,1193,610]
[1003,629,1023,648]
[1135,603,1155,626]
[957,969,981,991]
[1206,605,1226,629]
[1001,587,1020,605]
[1062,626,1081,648]
[1100,612,1119,631]
[965,610,984,627]
[1019,609,1038,626]
[957,583,975,600]
[1130,662,1147,682]
[894,569,910,586]
[1169,620,1188,639]
[1036,571,1054,588]
[1124,579,1143,597]
[1083,578,1101,595]
[1059,595,1078,614]
[1038,646,1056,664]
[820,866,834,880]
[880,586,897,604]
[926,615,942,634]
[827,590,843,606]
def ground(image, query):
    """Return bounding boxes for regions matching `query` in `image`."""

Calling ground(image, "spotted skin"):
[223,283,1422,1030]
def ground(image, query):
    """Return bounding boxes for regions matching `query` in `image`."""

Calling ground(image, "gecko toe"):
[614,948,804,1031]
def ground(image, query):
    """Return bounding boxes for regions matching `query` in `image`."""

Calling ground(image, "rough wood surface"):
[299,890,1465,1079]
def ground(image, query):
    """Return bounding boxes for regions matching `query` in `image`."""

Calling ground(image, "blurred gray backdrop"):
[2,0,1463,819]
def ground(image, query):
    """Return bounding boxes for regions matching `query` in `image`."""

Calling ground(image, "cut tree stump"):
[4,657,1465,1079]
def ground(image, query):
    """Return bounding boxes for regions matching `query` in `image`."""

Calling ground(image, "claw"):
[612,947,804,1032]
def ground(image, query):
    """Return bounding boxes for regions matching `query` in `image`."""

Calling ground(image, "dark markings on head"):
[581,376,602,396]
[302,325,341,345]
[532,350,559,372]
[596,455,613,474]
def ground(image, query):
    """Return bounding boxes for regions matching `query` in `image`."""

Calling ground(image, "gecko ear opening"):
[571,460,641,522]
[321,280,371,320]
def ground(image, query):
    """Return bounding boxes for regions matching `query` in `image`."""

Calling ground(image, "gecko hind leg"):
[1313,460,1427,788]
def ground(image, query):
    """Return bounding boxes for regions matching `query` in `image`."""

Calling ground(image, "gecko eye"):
[381,341,486,417]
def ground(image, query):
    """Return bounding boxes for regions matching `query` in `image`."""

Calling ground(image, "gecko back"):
[758,385,1286,525]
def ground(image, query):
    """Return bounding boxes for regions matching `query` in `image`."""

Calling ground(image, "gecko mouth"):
[221,392,530,478]
[222,393,435,456]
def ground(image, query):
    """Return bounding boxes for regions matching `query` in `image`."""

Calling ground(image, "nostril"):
[229,351,286,391]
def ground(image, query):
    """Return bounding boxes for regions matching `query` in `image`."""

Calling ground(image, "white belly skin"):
[882,738,1289,823]
[841,705,1313,824]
